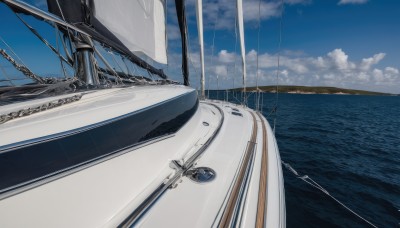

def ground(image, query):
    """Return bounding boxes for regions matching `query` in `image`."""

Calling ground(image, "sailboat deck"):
[0,86,285,228]
[136,101,285,228]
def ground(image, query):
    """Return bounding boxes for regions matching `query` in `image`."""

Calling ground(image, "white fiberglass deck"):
[0,86,285,227]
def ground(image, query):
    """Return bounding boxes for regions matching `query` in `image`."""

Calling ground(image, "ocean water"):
[208,91,400,227]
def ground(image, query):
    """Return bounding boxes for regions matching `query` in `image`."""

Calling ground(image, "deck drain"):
[186,167,216,183]
[203,121,209,126]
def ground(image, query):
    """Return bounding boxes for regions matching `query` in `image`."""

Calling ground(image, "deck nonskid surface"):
[137,101,259,227]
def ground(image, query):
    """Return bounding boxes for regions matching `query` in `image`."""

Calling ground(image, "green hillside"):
[231,86,392,96]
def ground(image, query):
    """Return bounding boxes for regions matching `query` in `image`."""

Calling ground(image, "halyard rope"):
[281,161,378,228]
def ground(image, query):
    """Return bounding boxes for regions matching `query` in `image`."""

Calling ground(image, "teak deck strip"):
[256,112,268,228]
[219,111,258,227]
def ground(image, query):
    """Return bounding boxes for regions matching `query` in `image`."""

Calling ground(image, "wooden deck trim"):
[256,112,268,228]
[219,111,258,227]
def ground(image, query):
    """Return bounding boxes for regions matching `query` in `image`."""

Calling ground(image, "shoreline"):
[218,85,396,96]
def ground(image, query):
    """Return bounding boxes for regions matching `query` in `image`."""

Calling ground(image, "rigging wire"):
[14,13,72,67]
[255,0,262,111]
[185,22,198,85]
[208,7,218,99]
[281,161,378,228]
[232,6,239,103]
[0,36,41,84]
[0,38,15,86]
[0,47,45,83]
[54,0,75,52]
[274,3,377,227]
[55,25,68,78]
[0,35,27,67]
[122,57,132,76]
[110,51,128,78]
[58,30,74,65]
[0,62,15,86]
[273,0,284,133]
[93,45,122,84]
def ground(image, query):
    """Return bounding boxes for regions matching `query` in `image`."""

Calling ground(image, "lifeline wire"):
[273,0,284,133]
[232,7,239,103]
[255,0,262,111]
[272,1,377,227]
[208,8,218,98]
[281,161,378,228]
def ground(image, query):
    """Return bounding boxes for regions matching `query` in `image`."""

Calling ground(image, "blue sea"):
[208,91,400,227]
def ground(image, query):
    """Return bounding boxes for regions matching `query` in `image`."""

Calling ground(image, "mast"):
[74,35,99,85]
[175,0,190,86]
[196,0,205,97]
[237,0,247,104]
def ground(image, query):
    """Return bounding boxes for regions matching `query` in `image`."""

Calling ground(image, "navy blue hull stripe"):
[0,90,198,194]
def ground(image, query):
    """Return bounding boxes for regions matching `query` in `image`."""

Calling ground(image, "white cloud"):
[385,67,399,75]
[242,49,398,92]
[165,45,399,93]
[338,0,368,5]
[360,53,385,71]
[327,49,355,71]
[243,1,281,22]
[186,0,309,30]
[167,24,181,40]
[218,50,236,63]
[372,69,384,82]
[215,65,228,77]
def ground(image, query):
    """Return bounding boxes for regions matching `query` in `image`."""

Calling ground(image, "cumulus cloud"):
[338,0,368,5]
[218,50,236,63]
[185,0,309,30]
[327,49,355,71]
[360,53,385,71]
[173,48,399,93]
[385,67,399,75]
[167,24,181,41]
[256,49,398,92]
[215,65,228,77]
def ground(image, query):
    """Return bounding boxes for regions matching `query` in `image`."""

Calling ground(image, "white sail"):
[237,0,246,92]
[196,0,205,97]
[93,0,167,64]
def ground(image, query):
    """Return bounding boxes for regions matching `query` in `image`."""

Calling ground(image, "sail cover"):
[237,0,246,90]
[47,0,167,64]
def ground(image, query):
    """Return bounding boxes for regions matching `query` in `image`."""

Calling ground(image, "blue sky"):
[0,0,399,93]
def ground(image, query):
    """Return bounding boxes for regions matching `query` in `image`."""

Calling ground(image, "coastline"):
[225,86,396,96]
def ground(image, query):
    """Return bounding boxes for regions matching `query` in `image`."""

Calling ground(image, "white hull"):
[0,85,285,227]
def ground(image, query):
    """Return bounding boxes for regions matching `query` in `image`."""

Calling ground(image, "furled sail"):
[93,0,167,64]
[196,0,205,97]
[47,0,167,64]
[175,0,189,86]
[236,0,246,92]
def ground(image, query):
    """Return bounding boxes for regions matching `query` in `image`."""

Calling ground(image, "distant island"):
[230,86,394,96]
